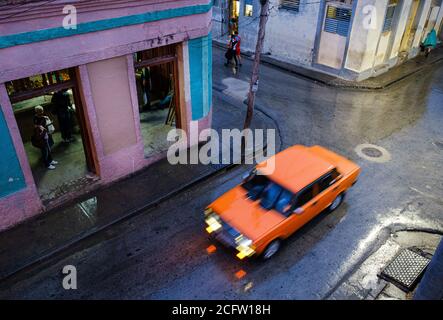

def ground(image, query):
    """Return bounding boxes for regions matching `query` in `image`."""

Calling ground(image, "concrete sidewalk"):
[0,90,279,282]
[214,40,443,90]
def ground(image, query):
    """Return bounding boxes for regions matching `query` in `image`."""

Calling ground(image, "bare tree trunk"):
[243,0,270,130]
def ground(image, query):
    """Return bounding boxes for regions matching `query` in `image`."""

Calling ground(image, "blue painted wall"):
[188,33,212,121]
[0,106,26,198]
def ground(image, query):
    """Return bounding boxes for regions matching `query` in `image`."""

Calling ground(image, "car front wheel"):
[329,193,345,212]
[262,239,281,260]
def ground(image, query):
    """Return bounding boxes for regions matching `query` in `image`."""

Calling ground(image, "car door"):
[314,169,342,212]
[283,184,317,237]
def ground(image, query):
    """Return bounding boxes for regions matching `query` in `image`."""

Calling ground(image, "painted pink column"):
[85,55,146,183]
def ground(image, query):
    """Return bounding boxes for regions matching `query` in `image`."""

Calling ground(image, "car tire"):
[262,239,281,260]
[329,193,345,212]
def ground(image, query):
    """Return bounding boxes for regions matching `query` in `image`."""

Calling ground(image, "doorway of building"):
[399,0,421,53]
[6,68,97,203]
[316,3,353,69]
[134,44,181,157]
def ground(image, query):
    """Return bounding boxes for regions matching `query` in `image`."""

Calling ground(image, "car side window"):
[318,169,340,193]
[294,185,314,208]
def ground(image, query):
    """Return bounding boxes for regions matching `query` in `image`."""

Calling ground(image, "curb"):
[213,41,443,91]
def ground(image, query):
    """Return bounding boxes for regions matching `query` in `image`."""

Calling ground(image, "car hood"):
[210,186,285,241]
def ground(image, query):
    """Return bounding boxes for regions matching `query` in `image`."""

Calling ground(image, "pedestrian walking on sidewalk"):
[234,31,242,67]
[225,34,239,68]
[421,29,437,58]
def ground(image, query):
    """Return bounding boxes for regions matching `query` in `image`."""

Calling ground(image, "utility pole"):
[243,0,270,130]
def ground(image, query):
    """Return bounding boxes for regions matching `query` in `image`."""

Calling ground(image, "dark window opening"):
[244,0,253,16]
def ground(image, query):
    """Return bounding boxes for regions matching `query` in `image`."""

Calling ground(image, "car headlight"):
[235,235,256,259]
[205,212,222,234]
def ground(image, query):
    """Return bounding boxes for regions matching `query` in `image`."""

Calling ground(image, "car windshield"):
[242,174,294,214]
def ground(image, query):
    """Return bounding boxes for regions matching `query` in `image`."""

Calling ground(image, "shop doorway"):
[399,0,421,53]
[6,68,97,203]
[134,44,181,157]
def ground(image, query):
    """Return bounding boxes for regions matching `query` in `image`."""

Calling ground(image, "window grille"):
[281,0,300,12]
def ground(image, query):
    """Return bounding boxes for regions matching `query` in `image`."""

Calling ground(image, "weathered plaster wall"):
[435,5,443,35]
[264,0,321,66]
[426,5,441,33]
[345,0,389,73]
[211,1,226,40]
[87,56,137,156]
[235,0,260,54]
[233,0,321,66]
[374,32,391,66]
[317,28,348,69]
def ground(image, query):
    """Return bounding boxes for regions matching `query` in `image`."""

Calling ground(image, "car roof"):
[256,145,334,194]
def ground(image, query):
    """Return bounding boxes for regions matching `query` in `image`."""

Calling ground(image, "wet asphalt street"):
[1,47,443,299]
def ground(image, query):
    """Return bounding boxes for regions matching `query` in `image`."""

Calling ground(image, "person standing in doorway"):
[141,67,152,110]
[33,105,57,170]
[52,89,74,143]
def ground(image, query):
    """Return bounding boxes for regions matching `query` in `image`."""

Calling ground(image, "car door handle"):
[311,201,318,206]
[333,186,339,191]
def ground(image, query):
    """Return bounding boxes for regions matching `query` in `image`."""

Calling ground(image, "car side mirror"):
[294,207,304,215]
[283,204,292,214]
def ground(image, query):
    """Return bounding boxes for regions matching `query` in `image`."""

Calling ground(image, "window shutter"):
[324,5,352,37]
[281,0,300,12]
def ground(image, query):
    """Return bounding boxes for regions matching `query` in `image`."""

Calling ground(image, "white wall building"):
[212,0,443,81]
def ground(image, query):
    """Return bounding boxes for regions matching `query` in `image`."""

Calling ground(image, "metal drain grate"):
[379,248,431,292]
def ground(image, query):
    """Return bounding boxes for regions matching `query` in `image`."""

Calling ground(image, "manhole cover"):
[379,248,431,292]
[362,147,383,158]
[355,143,391,163]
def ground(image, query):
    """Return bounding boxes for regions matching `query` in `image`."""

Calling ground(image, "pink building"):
[0,0,213,231]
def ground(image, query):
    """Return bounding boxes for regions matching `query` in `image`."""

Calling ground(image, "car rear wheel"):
[262,240,281,260]
[329,193,345,212]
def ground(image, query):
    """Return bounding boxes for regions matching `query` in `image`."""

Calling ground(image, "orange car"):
[204,145,361,260]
